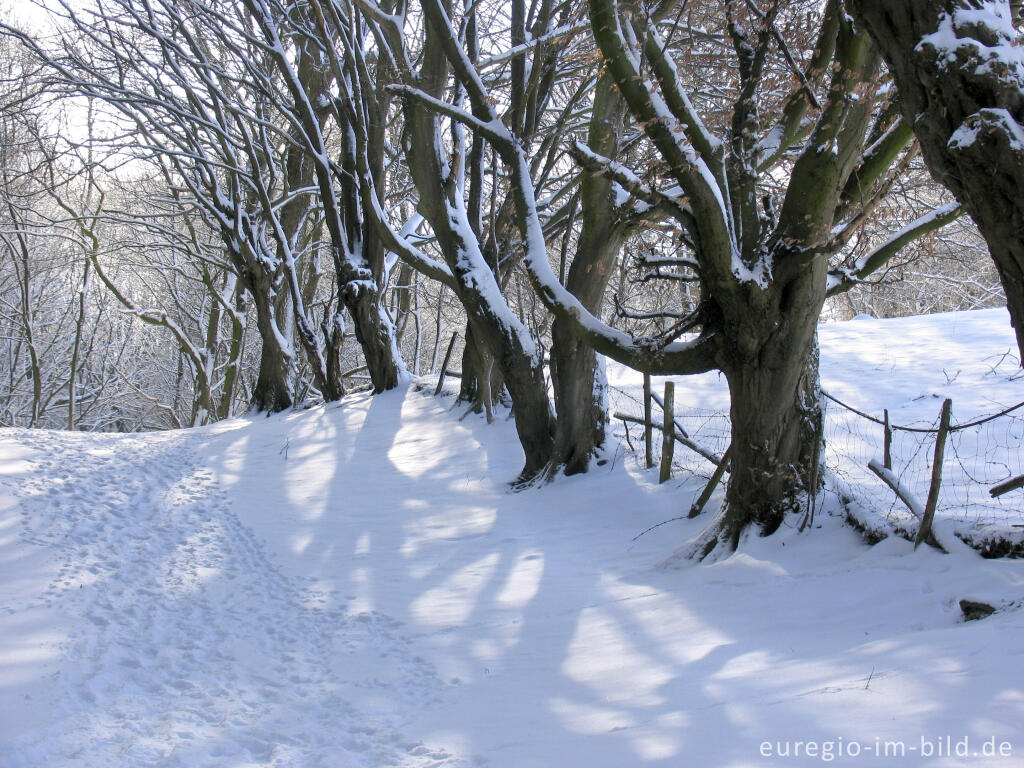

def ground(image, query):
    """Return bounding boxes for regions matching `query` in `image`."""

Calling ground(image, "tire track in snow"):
[2,429,461,768]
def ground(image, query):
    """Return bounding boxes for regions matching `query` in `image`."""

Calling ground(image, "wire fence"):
[607,383,730,479]
[822,391,1024,550]
[607,381,1024,553]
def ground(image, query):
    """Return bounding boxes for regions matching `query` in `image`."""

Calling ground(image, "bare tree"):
[3,1,390,410]
[237,0,407,392]
[508,0,959,555]
[333,0,564,480]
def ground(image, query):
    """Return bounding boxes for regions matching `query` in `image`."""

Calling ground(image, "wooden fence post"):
[867,459,946,553]
[643,373,654,469]
[659,381,675,483]
[915,398,952,550]
[883,409,892,470]
[434,332,459,395]
[689,445,731,517]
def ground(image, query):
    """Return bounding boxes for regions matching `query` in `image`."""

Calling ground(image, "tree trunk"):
[458,323,503,411]
[695,270,826,559]
[323,309,345,398]
[347,184,405,392]
[392,261,415,343]
[494,334,554,482]
[848,0,1024,359]
[278,122,345,403]
[452,299,552,481]
[549,323,609,475]
[547,74,628,476]
[68,257,91,430]
[218,287,246,420]
[339,124,404,393]
[344,284,402,392]
[397,26,553,479]
[713,340,823,554]
[11,226,41,426]
[248,278,294,413]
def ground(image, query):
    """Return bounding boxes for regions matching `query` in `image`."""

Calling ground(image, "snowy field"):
[2,308,1023,767]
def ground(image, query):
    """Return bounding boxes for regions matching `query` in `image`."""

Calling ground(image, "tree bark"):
[458,323,503,412]
[848,0,1024,358]
[247,272,294,413]
[253,11,405,397]
[343,281,402,392]
[548,74,628,476]
[219,284,246,420]
[392,261,415,343]
[397,4,555,480]
[68,258,90,430]
[339,102,404,394]
[279,109,345,403]
[711,330,824,554]
[548,328,611,474]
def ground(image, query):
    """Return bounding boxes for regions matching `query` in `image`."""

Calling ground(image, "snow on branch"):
[570,141,692,225]
[949,107,1024,154]
[508,148,717,374]
[827,201,964,296]
[640,18,723,169]
[476,21,590,70]
[418,0,507,133]
[587,0,735,281]
[387,84,513,155]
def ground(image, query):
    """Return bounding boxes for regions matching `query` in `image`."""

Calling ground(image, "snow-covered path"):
[1,428,453,767]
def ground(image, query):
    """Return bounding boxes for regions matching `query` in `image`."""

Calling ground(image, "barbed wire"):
[821,389,1024,433]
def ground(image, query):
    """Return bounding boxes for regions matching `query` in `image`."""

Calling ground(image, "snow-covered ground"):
[2,308,1023,767]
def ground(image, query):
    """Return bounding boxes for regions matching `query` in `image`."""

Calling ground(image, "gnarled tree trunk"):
[344,282,403,392]
[549,326,611,474]
[247,271,294,413]
[711,323,824,556]
[395,2,555,480]
[339,91,405,394]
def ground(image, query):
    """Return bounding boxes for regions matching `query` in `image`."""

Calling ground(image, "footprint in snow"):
[2,429,464,768]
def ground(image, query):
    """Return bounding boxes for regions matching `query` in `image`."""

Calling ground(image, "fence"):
[607,377,1024,555]
[608,380,730,478]
[822,391,1024,554]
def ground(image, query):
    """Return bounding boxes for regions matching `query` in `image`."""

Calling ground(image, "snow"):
[949,108,1024,153]
[2,309,1024,767]
[445,197,541,365]
[756,122,786,161]
[917,3,1024,83]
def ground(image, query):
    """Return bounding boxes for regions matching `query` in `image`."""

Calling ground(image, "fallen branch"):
[867,459,945,552]
[689,445,731,518]
[990,473,1024,498]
